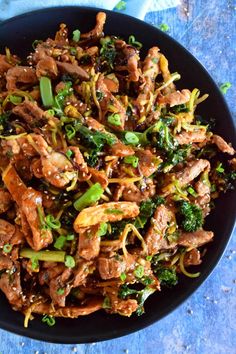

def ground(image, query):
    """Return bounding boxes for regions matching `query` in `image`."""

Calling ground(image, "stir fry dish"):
[0,12,235,327]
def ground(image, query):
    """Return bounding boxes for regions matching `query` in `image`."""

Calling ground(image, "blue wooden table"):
[0,1,235,353]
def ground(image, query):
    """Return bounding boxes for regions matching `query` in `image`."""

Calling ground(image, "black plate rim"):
[0,6,235,344]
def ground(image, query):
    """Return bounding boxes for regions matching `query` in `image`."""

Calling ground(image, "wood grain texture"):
[0,1,235,353]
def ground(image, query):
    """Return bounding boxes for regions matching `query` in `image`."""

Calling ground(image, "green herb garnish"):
[42,315,56,327]
[220,82,232,94]
[72,29,81,42]
[115,0,126,10]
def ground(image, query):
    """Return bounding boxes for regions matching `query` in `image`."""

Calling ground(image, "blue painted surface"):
[0,1,235,353]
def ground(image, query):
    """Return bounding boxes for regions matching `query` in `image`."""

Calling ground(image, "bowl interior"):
[0,6,235,344]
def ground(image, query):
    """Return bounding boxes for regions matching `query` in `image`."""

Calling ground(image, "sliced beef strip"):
[36,56,58,79]
[0,189,12,214]
[145,205,175,255]
[157,89,191,107]
[108,141,135,157]
[77,225,101,261]
[98,256,126,280]
[0,262,23,309]
[121,180,156,203]
[6,66,38,91]
[49,268,73,307]
[21,187,53,251]
[12,100,46,126]
[184,249,202,266]
[56,61,89,81]
[0,55,13,77]
[178,229,214,248]
[175,130,207,145]
[74,202,139,229]
[212,135,235,155]
[0,219,15,247]
[32,297,103,317]
[89,168,108,189]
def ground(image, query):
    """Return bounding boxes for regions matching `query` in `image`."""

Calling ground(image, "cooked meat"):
[49,268,73,307]
[98,256,126,279]
[195,180,210,196]
[158,89,191,107]
[121,180,156,203]
[162,160,210,195]
[2,164,28,206]
[6,66,38,90]
[175,129,207,145]
[36,56,58,79]
[89,167,108,189]
[12,100,46,126]
[0,262,23,309]
[145,205,175,255]
[0,254,13,269]
[184,248,202,266]
[115,39,140,82]
[136,149,161,177]
[74,202,139,229]
[96,75,127,131]
[0,55,13,76]
[39,263,65,286]
[73,260,93,287]
[212,135,235,155]
[80,12,106,40]
[108,141,135,157]
[178,229,214,247]
[21,187,53,250]
[0,189,12,214]
[77,225,101,260]
[32,297,103,317]
[0,219,15,246]
[109,295,138,317]
[56,61,89,81]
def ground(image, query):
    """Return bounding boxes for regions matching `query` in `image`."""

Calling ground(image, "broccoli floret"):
[118,284,138,299]
[154,266,178,287]
[118,284,155,316]
[179,201,203,232]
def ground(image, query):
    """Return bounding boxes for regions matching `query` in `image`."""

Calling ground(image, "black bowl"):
[0,6,235,344]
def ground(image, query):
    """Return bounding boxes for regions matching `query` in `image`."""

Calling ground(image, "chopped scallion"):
[120,272,126,281]
[72,29,81,42]
[115,0,126,10]
[220,82,232,94]
[54,235,66,250]
[107,113,122,126]
[65,255,75,268]
[45,215,61,230]
[3,244,12,253]
[40,76,54,107]
[42,315,56,327]
[73,183,104,211]
[97,222,108,237]
[124,132,140,145]
[124,156,139,168]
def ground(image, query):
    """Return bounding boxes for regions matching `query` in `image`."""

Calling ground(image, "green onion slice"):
[20,248,66,263]
[45,215,61,230]
[3,244,12,253]
[72,29,81,42]
[65,255,75,268]
[40,76,54,107]
[73,183,104,211]
[124,156,139,168]
[107,113,122,126]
